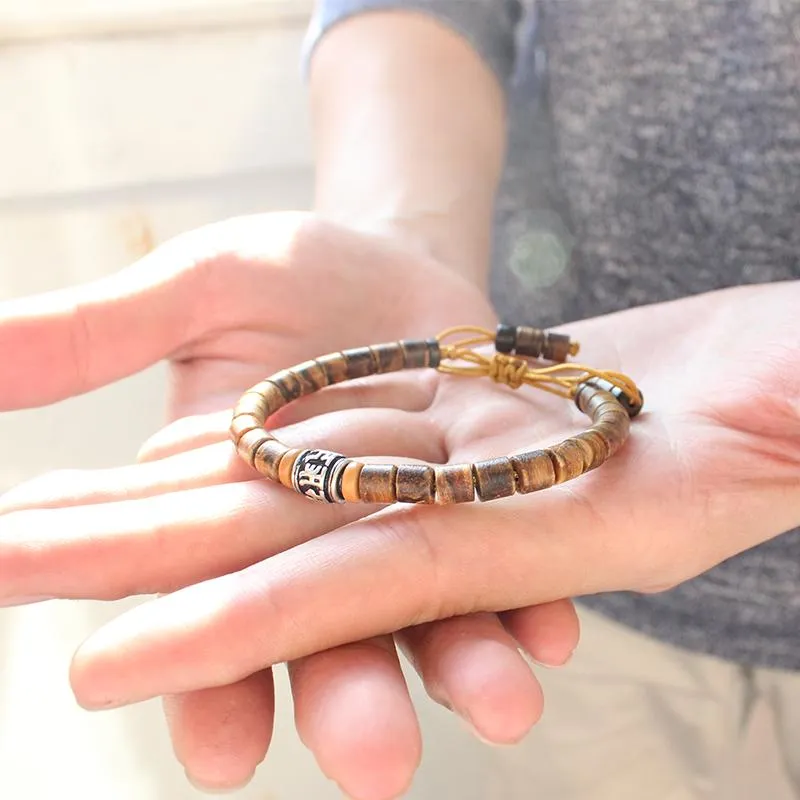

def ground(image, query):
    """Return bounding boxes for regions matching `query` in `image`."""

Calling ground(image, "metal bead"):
[291,449,349,503]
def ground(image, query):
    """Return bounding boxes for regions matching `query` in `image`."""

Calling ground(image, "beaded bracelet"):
[230,325,643,505]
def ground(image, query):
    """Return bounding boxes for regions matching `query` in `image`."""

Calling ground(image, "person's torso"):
[489,0,800,669]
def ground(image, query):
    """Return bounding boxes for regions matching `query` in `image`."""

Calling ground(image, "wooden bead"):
[542,332,573,363]
[400,339,441,369]
[359,464,398,504]
[435,463,475,504]
[511,450,556,493]
[473,457,517,501]
[229,414,263,446]
[292,360,329,395]
[237,429,275,467]
[316,352,350,385]
[341,461,365,502]
[572,430,609,470]
[243,381,288,414]
[232,392,268,422]
[515,326,545,358]
[548,440,587,483]
[278,448,303,488]
[371,342,406,374]
[270,369,303,401]
[592,417,630,456]
[342,347,378,380]
[395,464,436,504]
[579,388,619,419]
[254,439,290,480]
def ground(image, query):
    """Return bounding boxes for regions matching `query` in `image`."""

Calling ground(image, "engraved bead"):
[291,449,349,503]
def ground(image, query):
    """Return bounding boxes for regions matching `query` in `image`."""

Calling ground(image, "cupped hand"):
[0,213,579,798]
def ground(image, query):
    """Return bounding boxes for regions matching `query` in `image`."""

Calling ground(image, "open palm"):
[0,214,582,798]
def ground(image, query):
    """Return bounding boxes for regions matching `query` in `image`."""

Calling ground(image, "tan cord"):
[436,325,642,404]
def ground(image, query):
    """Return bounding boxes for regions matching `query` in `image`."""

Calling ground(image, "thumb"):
[0,237,208,411]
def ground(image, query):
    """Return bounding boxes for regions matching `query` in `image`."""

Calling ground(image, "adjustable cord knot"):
[488,353,528,389]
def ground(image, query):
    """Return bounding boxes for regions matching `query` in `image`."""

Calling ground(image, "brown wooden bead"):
[278,448,303,489]
[548,440,587,483]
[358,464,398,504]
[229,414,263,446]
[515,326,545,358]
[400,339,440,369]
[232,392,268,422]
[542,332,573,363]
[395,464,436,504]
[591,418,630,457]
[341,461,365,502]
[435,463,475,504]
[511,450,556,493]
[473,457,517,501]
[596,406,632,428]
[270,369,303,402]
[254,439,290,480]
[316,352,349,385]
[371,342,406,374]
[572,430,609,470]
[237,429,275,467]
[292,360,329,395]
[343,347,378,380]
[581,389,621,420]
[243,380,288,413]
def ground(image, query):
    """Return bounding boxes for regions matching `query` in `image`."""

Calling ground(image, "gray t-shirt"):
[308,0,800,669]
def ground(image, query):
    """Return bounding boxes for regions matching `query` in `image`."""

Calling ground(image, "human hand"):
[0,213,579,797]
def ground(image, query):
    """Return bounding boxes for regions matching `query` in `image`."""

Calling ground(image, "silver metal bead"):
[291,449,348,503]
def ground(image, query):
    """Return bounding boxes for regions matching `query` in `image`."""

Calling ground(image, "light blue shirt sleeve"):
[303,0,522,90]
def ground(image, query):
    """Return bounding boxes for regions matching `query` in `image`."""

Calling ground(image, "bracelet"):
[230,325,643,505]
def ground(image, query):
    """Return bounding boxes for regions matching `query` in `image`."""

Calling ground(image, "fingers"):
[398,612,543,744]
[290,637,420,800]
[1,406,444,514]
[0,212,320,411]
[138,372,438,464]
[502,599,580,668]
[0,409,445,599]
[0,242,199,410]
[68,492,615,709]
[163,670,274,792]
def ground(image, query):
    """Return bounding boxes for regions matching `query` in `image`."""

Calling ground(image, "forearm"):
[308,9,507,290]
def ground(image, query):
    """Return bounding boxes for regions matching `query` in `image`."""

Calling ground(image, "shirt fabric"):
[307,0,800,670]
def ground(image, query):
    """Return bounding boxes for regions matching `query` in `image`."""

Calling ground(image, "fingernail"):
[186,773,254,795]
[0,595,53,608]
